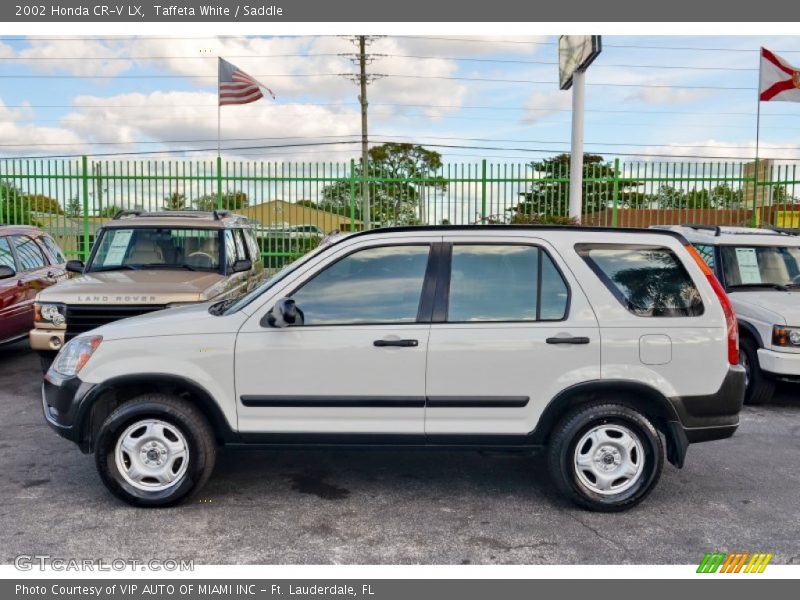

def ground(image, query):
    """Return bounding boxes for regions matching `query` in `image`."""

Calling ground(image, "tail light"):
[685,244,739,365]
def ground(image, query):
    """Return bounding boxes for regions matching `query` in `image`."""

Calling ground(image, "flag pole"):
[217,57,221,158]
[217,57,222,212]
[752,49,762,227]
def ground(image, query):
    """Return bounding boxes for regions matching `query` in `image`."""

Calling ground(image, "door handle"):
[546,336,591,345]
[374,339,419,348]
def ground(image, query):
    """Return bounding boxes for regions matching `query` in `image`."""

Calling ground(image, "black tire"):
[94,394,216,507]
[37,351,57,373]
[740,336,774,406]
[547,403,664,512]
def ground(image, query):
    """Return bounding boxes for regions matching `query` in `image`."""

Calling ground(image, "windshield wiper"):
[91,264,140,272]
[728,283,791,291]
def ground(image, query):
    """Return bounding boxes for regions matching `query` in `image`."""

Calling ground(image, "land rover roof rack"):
[112,209,145,219]
[680,224,722,236]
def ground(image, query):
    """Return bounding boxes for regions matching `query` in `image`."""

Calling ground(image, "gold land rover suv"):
[30,210,266,368]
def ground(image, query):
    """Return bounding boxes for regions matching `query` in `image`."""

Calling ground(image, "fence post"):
[611,157,620,228]
[349,159,356,230]
[481,159,487,223]
[216,155,223,210]
[81,155,90,261]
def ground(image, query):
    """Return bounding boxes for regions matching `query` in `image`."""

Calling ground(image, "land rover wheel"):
[739,336,774,406]
[547,403,664,512]
[94,394,216,507]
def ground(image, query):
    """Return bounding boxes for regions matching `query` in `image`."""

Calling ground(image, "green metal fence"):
[2,156,799,269]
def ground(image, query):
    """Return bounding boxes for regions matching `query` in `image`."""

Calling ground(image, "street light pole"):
[568,69,585,223]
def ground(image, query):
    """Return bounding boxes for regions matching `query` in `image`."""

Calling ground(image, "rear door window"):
[0,237,15,269]
[11,235,48,271]
[577,244,703,317]
[446,244,569,322]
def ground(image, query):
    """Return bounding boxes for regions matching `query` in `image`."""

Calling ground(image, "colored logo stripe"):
[697,552,773,573]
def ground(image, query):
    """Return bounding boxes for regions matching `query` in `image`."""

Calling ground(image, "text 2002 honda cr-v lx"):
[42,225,744,511]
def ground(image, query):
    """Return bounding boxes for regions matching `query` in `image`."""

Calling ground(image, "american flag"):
[218,57,275,106]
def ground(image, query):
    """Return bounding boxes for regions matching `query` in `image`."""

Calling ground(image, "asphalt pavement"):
[1,340,799,565]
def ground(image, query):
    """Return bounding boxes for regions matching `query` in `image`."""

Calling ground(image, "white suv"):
[655,225,800,404]
[42,226,744,511]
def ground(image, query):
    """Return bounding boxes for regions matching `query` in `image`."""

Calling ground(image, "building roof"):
[240,199,361,231]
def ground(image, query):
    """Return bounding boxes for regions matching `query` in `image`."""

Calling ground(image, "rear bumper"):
[667,364,745,462]
[758,347,800,379]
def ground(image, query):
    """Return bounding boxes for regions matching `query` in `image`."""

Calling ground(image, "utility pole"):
[341,36,384,230]
[358,35,370,229]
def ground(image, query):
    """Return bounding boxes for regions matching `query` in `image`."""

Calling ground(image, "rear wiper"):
[728,283,790,291]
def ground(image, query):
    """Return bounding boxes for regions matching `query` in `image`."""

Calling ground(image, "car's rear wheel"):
[740,336,774,405]
[94,394,216,507]
[547,403,664,512]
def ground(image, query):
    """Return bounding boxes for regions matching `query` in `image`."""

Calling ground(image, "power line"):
[3,34,800,54]
[0,71,763,90]
[4,139,798,162]
[0,134,362,148]
[5,101,798,118]
[0,52,763,71]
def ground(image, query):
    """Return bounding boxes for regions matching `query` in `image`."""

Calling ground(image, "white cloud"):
[0,98,87,155]
[627,86,717,106]
[58,90,362,160]
[632,140,800,161]
[521,91,571,124]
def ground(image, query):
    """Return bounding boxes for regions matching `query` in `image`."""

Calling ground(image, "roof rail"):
[680,224,721,236]
[112,209,145,220]
[763,226,797,236]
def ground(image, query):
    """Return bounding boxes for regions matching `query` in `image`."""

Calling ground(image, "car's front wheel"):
[739,336,775,405]
[547,403,664,512]
[94,394,216,507]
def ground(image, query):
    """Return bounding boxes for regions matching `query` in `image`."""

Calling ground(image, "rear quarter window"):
[576,244,704,317]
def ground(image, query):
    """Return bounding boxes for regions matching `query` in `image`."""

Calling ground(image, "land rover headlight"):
[34,302,66,327]
[772,325,800,347]
[52,335,102,377]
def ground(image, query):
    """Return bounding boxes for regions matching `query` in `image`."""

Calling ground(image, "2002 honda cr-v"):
[41,225,745,511]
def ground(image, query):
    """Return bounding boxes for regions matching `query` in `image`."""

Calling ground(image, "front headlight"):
[772,325,800,348]
[51,335,102,377]
[34,302,66,327]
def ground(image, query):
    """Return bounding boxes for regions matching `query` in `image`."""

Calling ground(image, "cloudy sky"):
[1,34,800,163]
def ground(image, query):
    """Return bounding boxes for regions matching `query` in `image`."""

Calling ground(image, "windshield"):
[88,228,222,272]
[219,238,335,315]
[720,245,800,289]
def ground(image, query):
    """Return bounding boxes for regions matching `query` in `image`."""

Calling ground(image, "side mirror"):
[264,297,304,328]
[231,259,252,274]
[65,260,84,274]
[0,265,15,280]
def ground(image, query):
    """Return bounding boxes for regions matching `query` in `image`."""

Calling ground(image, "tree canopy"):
[318,143,448,226]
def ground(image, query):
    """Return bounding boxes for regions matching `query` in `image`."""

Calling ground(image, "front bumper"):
[30,327,66,352]
[757,347,800,379]
[41,370,96,452]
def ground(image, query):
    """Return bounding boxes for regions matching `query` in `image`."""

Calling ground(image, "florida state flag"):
[759,48,800,102]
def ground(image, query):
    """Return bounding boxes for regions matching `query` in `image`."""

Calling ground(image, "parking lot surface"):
[1,340,799,565]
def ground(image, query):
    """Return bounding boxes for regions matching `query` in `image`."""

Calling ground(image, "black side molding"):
[426,396,529,408]
[240,396,426,408]
[240,396,529,408]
